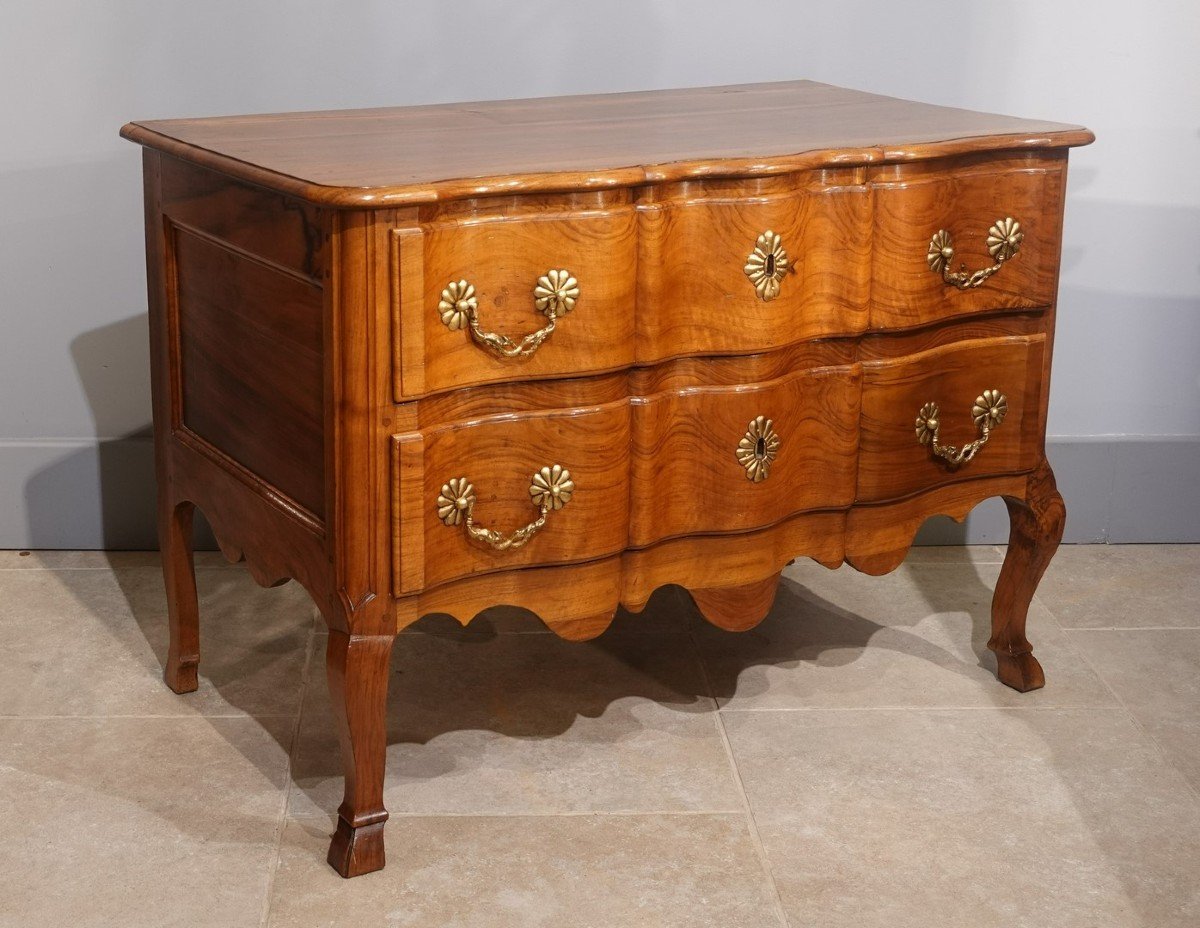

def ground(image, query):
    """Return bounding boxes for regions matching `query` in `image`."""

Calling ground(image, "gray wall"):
[1,0,1197,549]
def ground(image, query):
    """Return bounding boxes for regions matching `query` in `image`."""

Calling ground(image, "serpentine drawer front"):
[392,198,638,397]
[122,80,1092,878]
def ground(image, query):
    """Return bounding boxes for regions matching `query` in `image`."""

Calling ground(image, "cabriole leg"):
[160,498,200,694]
[990,460,1065,692]
[325,630,396,878]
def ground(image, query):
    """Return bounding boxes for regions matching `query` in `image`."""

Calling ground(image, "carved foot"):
[990,460,1064,692]
[327,816,386,878]
[690,573,781,632]
[994,651,1045,693]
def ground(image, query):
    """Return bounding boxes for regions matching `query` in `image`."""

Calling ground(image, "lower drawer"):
[629,364,861,546]
[393,401,632,593]
[857,334,1046,502]
[392,365,863,593]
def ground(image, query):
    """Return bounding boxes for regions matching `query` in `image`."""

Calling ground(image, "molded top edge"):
[121,80,1094,207]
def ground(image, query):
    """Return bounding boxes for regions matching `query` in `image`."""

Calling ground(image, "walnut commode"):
[121,81,1092,877]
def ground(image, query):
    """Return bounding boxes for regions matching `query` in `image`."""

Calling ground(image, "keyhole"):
[764,253,776,277]
[755,436,767,459]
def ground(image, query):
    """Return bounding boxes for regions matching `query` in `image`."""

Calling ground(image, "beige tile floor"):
[1,545,1197,927]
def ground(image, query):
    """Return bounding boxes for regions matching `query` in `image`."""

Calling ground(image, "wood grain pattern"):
[689,574,782,632]
[121,80,1092,206]
[326,631,396,878]
[394,507,848,637]
[159,153,327,280]
[392,473,1032,637]
[857,335,1046,502]
[124,83,1090,877]
[393,399,632,592]
[844,473,1028,575]
[394,194,637,397]
[635,170,870,357]
[174,225,326,516]
[990,459,1065,691]
[869,152,1066,328]
[628,363,861,546]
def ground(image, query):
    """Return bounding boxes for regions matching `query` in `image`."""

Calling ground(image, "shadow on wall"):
[23,313,215,551]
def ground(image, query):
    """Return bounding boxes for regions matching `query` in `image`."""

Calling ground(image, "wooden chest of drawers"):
[121,81,1092,877]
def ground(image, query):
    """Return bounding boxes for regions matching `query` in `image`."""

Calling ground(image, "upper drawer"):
[869,153,1067,329]
[391,197,637,398]
[636,171,871,359]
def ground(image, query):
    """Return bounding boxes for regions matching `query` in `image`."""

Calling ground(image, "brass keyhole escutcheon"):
[744,231,790,302]
[736,416,780,482]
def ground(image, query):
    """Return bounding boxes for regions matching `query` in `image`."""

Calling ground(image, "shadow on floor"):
[84,544,1001,803]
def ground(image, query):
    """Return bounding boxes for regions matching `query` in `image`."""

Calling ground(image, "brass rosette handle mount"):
[915,390,1008,468]
[927,217,1023,290]
[438,270,579,358]
[744,231,792,302]
[436,465,574,551]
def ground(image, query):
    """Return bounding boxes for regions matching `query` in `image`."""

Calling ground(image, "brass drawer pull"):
[436,465,574,551]
[915,390,1008,467]
[438,270,579,358]
[736,415,780,482]
[744,231,791,302]
[927,217,1023,290]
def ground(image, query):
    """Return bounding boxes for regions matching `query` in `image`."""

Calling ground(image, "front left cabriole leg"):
[325,629,397,878]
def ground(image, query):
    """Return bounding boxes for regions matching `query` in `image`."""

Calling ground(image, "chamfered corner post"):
[990,459,1065,692]
[142,148,201,696]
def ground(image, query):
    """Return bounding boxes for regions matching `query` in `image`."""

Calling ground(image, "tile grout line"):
[0,713,304,720]
[715,704,1130,713]
[1067,650,1200,805]
[1032,589,1200,806]
[684,606,792,928]
[0,565,240,572]
[379,809,751,819]
[1063,626,1200,632]
[258,613,320,928]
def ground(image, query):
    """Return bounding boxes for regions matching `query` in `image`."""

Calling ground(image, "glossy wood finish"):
[690,574,782,633]
[174,225,326,516]
[121,80,1092,205]
[393,474,1029,637]
[124,82,1091,878]
[326,631,396,877]
[869,151,1067,328]
[857,334,1046,502]
[636,170,870,356]
[393,193,637,397]
[395,363,862,593]
[159,498,200,694]
[990,459,1066,692]
[392,399,632,592]
[629,363,860,545]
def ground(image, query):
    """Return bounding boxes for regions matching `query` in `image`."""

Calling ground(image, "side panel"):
[173,228,325,516]
[161,155,328,520]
